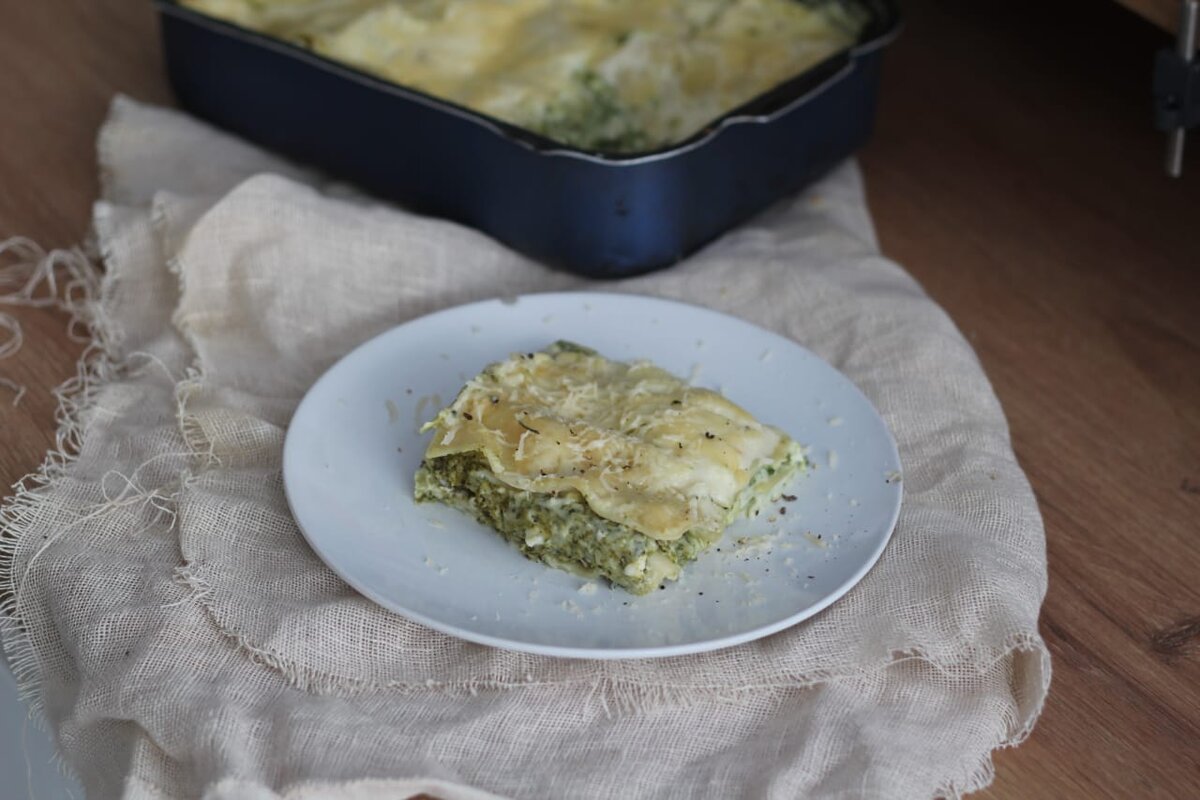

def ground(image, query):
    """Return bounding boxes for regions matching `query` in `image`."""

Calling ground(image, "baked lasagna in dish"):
[179,0,867,153]
[414,341,808,594]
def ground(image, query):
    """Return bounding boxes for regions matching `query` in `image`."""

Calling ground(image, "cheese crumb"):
[578,582,598,596]
[561,600,583,616]
[414,393,442,431]
[733,532,779,557]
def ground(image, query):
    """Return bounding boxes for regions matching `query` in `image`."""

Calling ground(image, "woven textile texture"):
[0,96,1049,800]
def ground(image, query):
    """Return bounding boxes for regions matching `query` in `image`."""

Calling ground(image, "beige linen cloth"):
[1,96,1049,799]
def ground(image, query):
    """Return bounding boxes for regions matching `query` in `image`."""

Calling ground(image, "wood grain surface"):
[1,0,1198,797]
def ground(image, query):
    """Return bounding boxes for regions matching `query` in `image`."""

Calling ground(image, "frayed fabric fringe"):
[0,226,1051,800]
[0,236,103,405]
[0,235,111,746]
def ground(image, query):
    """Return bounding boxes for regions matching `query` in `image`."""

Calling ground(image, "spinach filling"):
[414,452,710,594]
[527,70,650,154]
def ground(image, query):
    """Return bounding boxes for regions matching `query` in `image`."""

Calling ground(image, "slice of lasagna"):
[414,341,807,594]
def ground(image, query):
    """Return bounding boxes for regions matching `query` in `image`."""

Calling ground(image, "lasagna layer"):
[414,341,807,593]
[416,452,710,593]
[180,0,866,152]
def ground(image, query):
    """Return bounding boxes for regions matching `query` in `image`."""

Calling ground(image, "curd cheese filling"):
[415,342,808,593]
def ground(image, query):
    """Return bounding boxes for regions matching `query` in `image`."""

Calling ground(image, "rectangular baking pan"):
[155,1,900,278]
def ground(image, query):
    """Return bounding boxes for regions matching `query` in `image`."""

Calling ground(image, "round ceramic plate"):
[283,292,902,659]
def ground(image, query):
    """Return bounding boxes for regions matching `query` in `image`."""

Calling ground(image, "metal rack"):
[1155,0,1199,175]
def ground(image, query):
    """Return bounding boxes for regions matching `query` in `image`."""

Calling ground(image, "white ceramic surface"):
[283,292,902,659]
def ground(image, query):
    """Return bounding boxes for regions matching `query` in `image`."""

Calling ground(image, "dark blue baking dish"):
[155,1,900,278]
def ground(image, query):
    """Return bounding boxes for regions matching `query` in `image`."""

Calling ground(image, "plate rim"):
[282,290,902,659]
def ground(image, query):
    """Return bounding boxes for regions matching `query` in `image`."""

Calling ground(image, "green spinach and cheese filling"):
[180,0,867,153]
[414,341,808,594]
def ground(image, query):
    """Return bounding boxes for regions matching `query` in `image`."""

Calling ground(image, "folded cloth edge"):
[0,93,1053,800]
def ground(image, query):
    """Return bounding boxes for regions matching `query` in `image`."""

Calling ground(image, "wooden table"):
[2,0,1197,796]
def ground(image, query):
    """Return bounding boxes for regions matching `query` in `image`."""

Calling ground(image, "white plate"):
[283,292,901,659]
